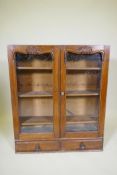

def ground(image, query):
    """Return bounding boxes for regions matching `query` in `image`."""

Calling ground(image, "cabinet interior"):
[16,51,102,134]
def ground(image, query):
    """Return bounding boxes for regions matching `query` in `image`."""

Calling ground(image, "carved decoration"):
[65,46,104,62]
[26,46,40,54]
[77,46,93,54]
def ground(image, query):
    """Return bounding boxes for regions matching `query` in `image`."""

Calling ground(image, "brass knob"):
[61,91,65,96]
[79,142,86,150]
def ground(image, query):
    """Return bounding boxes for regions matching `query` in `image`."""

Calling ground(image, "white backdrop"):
[0,0,117,175]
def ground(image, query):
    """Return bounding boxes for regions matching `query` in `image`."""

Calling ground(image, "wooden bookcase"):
[8,45,109,152]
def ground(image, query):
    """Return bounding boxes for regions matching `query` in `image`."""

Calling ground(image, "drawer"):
[16,141,60,152]
[61,140,103,151]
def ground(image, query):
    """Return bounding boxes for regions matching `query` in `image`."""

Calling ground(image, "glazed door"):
[9,46,60,140]
[61,46,105,138]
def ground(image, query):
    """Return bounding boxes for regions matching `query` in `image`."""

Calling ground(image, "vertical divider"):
[53,46,60,137]
[60,47,66,137]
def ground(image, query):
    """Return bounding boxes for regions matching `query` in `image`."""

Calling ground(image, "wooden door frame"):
[8,45,60,141]
[8,46,20,140]
[60,45,109,138]
[98,46,110,137]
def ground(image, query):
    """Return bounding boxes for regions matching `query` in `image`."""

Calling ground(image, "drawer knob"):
[35,144,40,152]
[79,142,86,150]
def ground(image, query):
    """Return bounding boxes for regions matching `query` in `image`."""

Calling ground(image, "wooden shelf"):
[67,115,97,124]
[20,116,53,126]
[17,67,101,71]
[19,90,99,98]
[20,115,97,126]
[66,90,99,97]
[17,67,52,71]
[66,67,101,71]
[18,91,53,98]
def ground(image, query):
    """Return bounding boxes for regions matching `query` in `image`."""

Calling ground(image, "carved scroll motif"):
[77,46,93,54]
[77,46,104,59]
[26,46,40,54]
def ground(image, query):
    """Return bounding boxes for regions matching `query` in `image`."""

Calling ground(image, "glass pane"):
[66,123,97,132]
[19,98,53,133]
[16,52,53,69]
[65,96,99,132]
[15,52,54,134]
[65,52,102,133]
[17,70,53,95]
[66,70,101,92]
[66,52,102,69]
